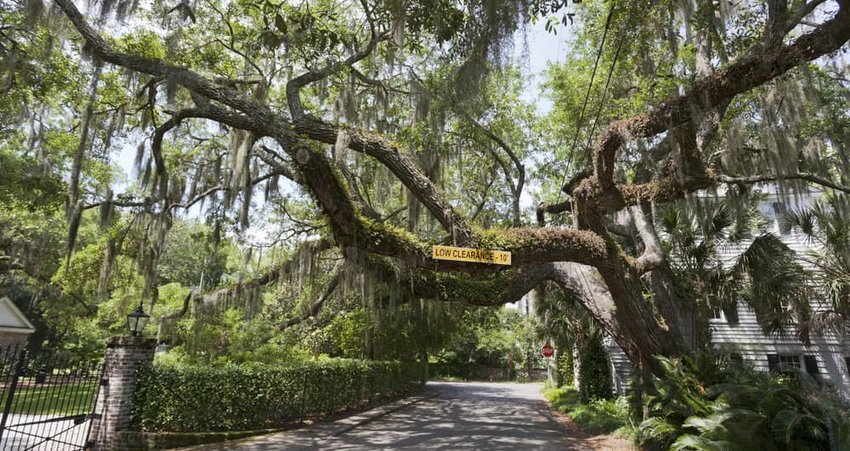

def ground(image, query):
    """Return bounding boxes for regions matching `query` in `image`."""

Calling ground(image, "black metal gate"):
[0,345,104,450]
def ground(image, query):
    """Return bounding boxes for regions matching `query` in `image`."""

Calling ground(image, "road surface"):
[187,381,572,450]
[0,413,92,450]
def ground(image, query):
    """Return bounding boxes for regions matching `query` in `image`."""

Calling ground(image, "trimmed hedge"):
[133,359,425,432]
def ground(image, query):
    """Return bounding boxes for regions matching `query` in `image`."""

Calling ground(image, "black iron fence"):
[428,363,518,381]
[0,345,104,450]
[428,363,552,382]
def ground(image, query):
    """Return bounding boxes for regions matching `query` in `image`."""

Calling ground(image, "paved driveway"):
[188,381,570,450]
[0,413,91,450]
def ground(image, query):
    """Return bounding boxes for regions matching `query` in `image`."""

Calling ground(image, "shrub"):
[579,335,612,402]
[543,387,631,435]
[556,348,574,388]
[637,353,850,450]
[133,359,425,432]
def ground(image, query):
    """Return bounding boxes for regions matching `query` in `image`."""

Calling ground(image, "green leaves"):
[0,149,65,212]
[639,353,850,450]
[257,1,353,54]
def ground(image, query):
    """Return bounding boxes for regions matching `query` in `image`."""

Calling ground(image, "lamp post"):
[127,303,150,337]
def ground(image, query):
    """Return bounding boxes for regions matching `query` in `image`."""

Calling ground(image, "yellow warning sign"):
[431,245,511,265]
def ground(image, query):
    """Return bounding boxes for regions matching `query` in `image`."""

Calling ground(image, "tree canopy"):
[1,0,849,373]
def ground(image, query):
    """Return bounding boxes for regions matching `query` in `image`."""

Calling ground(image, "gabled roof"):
[0,297,35,334]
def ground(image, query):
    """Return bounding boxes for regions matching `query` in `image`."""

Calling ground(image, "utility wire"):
[554,4,617,206]
[581,0,638,158]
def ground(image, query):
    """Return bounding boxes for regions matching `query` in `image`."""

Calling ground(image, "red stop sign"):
[542,343,554,357]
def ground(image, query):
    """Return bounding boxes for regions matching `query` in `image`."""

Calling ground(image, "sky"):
[514,19,574,115]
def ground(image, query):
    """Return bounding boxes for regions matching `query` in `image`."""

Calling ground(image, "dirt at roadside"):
[543,401,637,451]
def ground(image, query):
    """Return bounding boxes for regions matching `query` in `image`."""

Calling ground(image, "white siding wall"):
[710,302,850,396]
[711,194,850,397]
[605,337,633,396]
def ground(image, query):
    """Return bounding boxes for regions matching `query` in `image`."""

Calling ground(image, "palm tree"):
[787,194,850,341]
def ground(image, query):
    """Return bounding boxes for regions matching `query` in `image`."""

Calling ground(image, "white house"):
[709,188,850,395]
[0,296,35,349]
[607,188,850,397]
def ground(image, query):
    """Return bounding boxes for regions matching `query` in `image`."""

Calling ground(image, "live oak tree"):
[2,0,850,374]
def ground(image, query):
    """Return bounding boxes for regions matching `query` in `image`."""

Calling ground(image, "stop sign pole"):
[542,343,555,383]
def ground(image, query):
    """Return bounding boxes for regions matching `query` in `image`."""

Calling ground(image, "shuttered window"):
[730,353,743,365]
[767,354,780,372]
[768,354,804,375]
[778,354,801,369]
[803,355,819,376]
[768,354,819,378]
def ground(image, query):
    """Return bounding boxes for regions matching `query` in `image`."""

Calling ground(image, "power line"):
[581,0,638,158]
[555,4,617,205]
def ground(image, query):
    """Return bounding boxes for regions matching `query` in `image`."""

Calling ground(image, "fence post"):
[0,348,26,443]
[87,336,155,450]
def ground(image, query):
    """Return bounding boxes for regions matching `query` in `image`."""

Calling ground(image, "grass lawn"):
[1,382,98,416]
[542,386,633,436]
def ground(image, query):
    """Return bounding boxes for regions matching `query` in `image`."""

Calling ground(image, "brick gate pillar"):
[88,336,156,449]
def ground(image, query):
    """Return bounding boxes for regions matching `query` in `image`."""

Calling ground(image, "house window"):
[778,354,801,369]
[730,353,743,365]
[768,354,820,377]
[803,355,819,376]
[768,353,799,375]
[709,306,723,320]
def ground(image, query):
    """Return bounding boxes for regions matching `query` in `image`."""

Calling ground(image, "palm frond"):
[671,434,729,450]
[639,417,679,443]
[682,411,733,435]
[785,206,816,238]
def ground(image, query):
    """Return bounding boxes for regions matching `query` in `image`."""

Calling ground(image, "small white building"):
[0,296,35,349]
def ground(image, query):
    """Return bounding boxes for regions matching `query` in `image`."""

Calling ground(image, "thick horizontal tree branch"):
[591,3,850,193]
[580,174,714,212]
[372,258,623,346]
[57,0,473,245]
[535,200,571,226]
